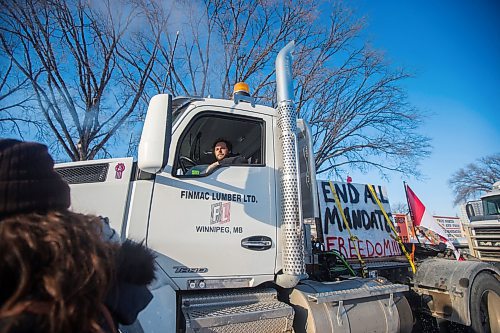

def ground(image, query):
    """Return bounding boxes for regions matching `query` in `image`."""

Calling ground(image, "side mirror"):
[138,94,173,173]
[465,203,475,219]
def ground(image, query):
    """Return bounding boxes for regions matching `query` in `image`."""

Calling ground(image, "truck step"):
[181,288,294,333]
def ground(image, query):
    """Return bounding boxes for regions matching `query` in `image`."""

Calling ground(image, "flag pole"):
[404,181,421,244]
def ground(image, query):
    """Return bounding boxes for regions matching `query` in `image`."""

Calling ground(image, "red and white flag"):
[405,185,461,260]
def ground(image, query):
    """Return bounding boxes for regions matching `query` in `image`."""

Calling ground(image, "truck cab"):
[472,182,500,219]
[465,182,500,263]
[142,96,281,289]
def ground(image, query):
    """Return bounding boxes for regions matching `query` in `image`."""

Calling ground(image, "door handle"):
[241,236,273,251]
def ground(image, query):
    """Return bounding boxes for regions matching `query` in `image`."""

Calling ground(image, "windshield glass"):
[171,97,203,125]
[483,195,500,216]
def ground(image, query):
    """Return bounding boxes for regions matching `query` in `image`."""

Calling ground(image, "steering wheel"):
[178,156,197,174]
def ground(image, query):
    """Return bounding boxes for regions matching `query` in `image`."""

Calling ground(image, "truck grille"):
[55,163,109,184]
[467,223,500,262]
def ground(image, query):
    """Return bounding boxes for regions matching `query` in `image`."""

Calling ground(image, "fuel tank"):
[286,279,413,333]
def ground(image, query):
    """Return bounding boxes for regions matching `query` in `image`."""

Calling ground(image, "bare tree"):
[292,5,431,177]
[0,57,39,137]
[1,0,431,174]
[150,0,431,177]
[448,154,500,205]
[391,201,409,214]
[150,0,314,100]
[0,0,165,160]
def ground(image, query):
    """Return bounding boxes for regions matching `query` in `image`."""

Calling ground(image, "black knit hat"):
[0,139,70,218]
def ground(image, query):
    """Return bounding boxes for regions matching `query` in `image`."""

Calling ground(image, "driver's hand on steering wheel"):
[206,161,220,173]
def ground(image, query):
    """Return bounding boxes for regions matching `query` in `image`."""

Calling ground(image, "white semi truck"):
[56,42,499,333]
[465,182,500,263]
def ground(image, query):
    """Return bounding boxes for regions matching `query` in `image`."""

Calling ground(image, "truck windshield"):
[172,97,203,124]
[483,195,500,216]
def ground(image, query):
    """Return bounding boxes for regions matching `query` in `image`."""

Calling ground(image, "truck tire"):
[469,272,500,333]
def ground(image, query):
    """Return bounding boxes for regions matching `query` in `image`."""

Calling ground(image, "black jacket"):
[219,155,247,165]
[106,240,156,326]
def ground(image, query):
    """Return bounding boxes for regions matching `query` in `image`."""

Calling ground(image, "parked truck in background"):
[465,182,500,264]
[55,42,499,333]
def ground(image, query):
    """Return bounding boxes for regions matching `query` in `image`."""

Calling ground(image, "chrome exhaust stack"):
[275,41,307,288]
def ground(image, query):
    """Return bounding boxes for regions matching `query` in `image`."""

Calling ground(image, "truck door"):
[146,103,277,289]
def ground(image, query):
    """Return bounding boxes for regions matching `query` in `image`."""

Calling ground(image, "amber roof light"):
[233,82,250,97]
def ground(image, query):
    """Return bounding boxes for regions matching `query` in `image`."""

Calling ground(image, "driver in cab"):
[205,138,246,173]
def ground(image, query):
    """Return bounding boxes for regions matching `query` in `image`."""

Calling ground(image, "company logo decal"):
[194,201,243,234]
[115,163,125,179]
[211,202,230,224]
[181,190,252,234]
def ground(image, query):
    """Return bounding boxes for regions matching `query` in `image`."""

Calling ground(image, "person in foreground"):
[0,139,155,333]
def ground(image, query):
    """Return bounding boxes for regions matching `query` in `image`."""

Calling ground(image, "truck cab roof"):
[172,96,277,123]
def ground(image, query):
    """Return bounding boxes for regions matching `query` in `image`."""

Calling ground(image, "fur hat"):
[106,240,156,325]
[0,139,70,218]
[116,240,156,285]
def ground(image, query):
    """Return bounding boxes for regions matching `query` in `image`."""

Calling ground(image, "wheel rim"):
[486,289,500,333]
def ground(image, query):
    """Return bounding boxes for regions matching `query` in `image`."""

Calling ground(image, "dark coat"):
[219,155,247,165]
[106,240,156,326]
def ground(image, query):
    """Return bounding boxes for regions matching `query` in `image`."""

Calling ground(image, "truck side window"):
[173,113,264,177]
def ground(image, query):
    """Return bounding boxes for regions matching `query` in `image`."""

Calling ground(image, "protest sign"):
[318,181,401,259]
